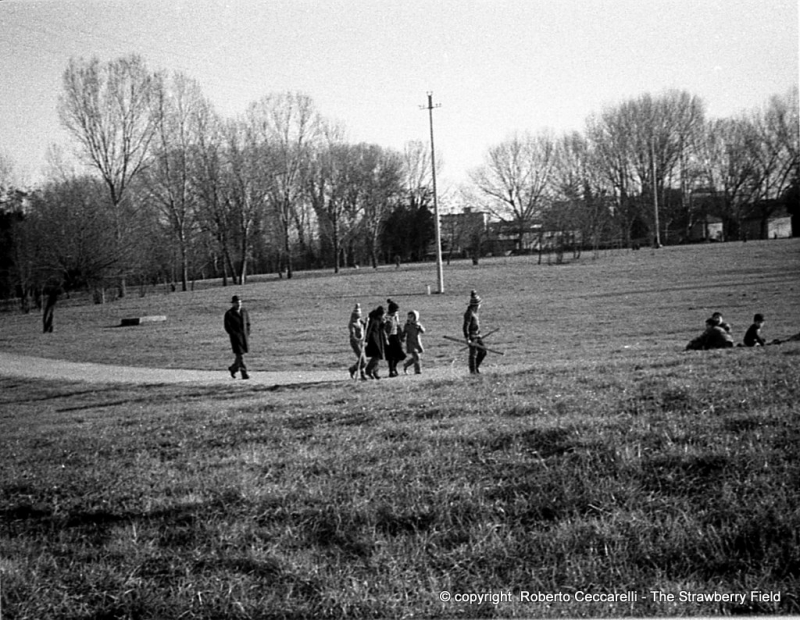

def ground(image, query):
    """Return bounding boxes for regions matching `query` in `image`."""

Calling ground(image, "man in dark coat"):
[224,295,251,379]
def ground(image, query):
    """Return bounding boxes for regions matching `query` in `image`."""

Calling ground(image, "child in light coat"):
[403,310,426,375]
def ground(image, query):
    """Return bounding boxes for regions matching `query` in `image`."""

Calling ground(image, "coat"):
[686,325,734,350]
[224,307,251,355]
[365,312,387,359]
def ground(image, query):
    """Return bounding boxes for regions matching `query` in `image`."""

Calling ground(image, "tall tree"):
[58,54,160,296]
[248,92,321,279]
[191,97,238,284]
[356,144,404,268]
[145,72,205,291]
[749,87,799,237]
[470,131,556,251]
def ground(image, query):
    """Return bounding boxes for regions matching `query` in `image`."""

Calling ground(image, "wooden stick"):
[481,328,500,340]
[443,335,505,355]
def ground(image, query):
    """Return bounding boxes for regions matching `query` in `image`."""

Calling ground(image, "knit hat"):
[387,299,399,314]
[231,295,240,304]
[468,290,482,306]
[353,303,362,316]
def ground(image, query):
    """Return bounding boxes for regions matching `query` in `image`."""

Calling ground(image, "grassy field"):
[1,239,799,618]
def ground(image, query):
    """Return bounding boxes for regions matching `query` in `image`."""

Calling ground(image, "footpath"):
[0,351,471,387]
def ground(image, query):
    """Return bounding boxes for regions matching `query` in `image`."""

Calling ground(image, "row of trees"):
[469,88,798,253]
[1,55,438,302]
[1,53,797,305]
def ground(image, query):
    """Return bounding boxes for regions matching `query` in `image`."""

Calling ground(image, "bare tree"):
[355,144,404,268]
[191,97,239,284]
[696,116,761,239]
[145,72,204,291]
[470,131,556,252]
[219,118,267,284]
[749,87,799,237]
[58,54,160,296]
[248,92,321,279]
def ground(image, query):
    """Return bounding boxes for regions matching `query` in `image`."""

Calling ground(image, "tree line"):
[0,54,797,306]
[0,55,437,304]
[468,88,798,258]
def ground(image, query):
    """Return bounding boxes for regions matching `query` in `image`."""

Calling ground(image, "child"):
[364,305,387,379]
[743,313,766,347]
[384,299,406,377]
[403,310,426,375]
[348,304,367,380]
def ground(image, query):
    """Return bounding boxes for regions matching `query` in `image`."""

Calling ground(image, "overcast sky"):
[1,0,797,193]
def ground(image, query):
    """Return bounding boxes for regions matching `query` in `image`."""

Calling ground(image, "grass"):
[1,239,799,618]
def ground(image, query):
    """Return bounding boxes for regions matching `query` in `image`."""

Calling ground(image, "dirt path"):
[0,351,479,387]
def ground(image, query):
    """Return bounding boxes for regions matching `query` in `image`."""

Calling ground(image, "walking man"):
[463,290,486,374]
[224,295,251,379]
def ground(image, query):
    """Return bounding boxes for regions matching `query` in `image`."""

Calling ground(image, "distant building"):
[689,215,724,242]
[741,204,793,240]
[439,208,489,257]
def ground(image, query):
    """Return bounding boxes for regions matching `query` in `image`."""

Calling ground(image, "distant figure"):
[384,299,406,377]
[686,317,734,350]
[364,305,387,379]
[463,290,486,373]
[403,310,426,375]
[42,284,62,333]
[224,295,251,379]
[348,303,368,380]
[743,313,766,347]
[394,254,401,269]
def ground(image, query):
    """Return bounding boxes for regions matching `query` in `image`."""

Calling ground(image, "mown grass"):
[0,239,798,372]
[1,239,800,618]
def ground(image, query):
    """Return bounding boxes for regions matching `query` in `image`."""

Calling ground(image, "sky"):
[1,0,798,195]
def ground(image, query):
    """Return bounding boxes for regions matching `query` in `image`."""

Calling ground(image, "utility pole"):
[651,135,662,248]
[422,91,444,293]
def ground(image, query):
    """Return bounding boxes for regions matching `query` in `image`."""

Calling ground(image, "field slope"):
[1,239,799,618]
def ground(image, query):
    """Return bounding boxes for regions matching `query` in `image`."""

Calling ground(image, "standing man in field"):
[224,295,251,379]
[463,290,486,374]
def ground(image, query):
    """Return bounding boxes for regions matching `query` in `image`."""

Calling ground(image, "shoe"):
[228,366,236,379]
[373,372,381,380]
[349,367,356,380]
[360,374,368,381]
[402,366,408,375]
[241,372,250,380]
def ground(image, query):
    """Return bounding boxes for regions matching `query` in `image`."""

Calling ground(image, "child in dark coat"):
[743,313,766,347]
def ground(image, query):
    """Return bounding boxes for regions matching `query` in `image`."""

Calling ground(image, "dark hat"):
[754,313,764,322]
[231,295,240,303]
[387,299,399,313]
[468,290,482,306]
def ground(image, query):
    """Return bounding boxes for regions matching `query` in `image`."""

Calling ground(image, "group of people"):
[348,299,427,380]
[223,292,792,379]
[222,290,490,381]
[347,289,489,380]
[685,311,770,351]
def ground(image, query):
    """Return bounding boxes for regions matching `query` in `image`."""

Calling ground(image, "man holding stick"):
[463,290,486,374]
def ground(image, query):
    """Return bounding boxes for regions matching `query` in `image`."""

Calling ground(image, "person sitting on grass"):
[686,317,735,350]
[743,313,767,347]
[711,311,732,334]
